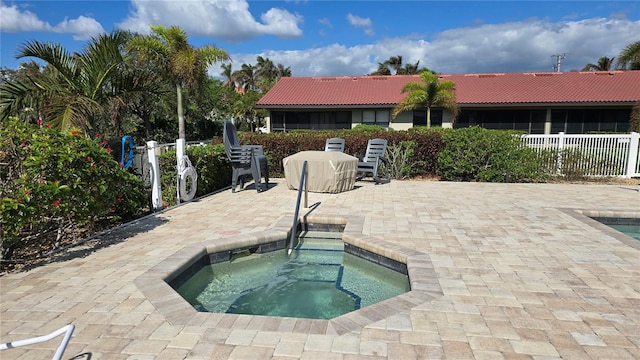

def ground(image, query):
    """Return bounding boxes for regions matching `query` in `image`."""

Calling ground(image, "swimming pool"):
[173,233,410,319]
[591,217,640,241]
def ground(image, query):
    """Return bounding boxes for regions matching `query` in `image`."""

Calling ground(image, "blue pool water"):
[607,224,640,241]
[591,217,640,241]
[175,235,410,319]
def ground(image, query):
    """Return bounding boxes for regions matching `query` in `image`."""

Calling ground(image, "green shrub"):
[0,118,147,263]
[437,127,547,182]
[386,141,422,179]
[630,102,640,133]
[159,143,232,206]
[238,126,443,178]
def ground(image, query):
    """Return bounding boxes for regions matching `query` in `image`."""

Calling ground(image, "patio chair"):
[223,121,269,192]
[324,137,345,152]
[355,138,390,184]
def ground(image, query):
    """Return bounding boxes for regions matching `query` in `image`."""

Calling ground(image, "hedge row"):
[233,125,445,177]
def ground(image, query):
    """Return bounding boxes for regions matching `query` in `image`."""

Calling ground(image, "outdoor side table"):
[283,151,358,193]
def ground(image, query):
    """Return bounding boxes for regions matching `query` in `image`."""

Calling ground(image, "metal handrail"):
[1,324,75,360]
[288,161,308,255]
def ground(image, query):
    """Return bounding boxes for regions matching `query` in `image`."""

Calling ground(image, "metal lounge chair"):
[223,121,269,192]
[324,137,345,152]
[355,138,390,184]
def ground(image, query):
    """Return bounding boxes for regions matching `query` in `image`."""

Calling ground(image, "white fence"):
[522,132,640,178]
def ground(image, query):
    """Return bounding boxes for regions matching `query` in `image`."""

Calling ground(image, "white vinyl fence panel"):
[522,132,640,178]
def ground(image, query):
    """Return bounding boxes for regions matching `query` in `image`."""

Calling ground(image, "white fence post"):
[175,139,185,205]
[556,132,565,175]
[147,141,163,211]
[627,132,640,178]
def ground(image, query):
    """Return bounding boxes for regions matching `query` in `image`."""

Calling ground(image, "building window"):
[362,110,389,127]
[413,109,443,127]
[270,111,351,131]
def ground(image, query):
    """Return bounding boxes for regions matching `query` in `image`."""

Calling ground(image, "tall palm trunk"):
[176,84,185,140]
[426,107,431,128]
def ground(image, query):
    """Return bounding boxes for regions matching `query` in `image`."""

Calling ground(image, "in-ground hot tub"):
[135,215,443,335]
[170,227,411,319]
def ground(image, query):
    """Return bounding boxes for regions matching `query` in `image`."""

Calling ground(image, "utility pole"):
[551,53,567,72]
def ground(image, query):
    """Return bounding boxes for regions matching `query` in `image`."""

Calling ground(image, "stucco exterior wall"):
[389,111,412,131]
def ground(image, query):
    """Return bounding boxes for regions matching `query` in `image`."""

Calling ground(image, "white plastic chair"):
[324,137,345,152]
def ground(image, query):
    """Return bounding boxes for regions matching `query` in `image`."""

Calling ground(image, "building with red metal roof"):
[255,71,640,134]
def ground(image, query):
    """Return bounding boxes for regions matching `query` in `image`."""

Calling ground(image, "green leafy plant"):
[437,127,547,182]
[159,143,233,206]
[386,141,423,179]
[630,102,640,133]
[237,126,443,178]
[1,118,147,264]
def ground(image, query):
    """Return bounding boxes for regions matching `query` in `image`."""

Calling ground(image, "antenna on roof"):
[551,53,567,72]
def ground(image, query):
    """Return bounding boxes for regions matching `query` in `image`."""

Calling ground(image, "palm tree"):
[1,30,139,133]
[256,56,276,83]
[582,56,615,71]
[617,40,640,70]
[369,62,392,75]
[398,60,424,75]
[276,63,292,78]
[254,57,292,92]
[220,63,236,89]
[392,71,458,128]
[0,61,49,123]
[232,63,258,93]
[386,55,403,75]
[128,25,229,140]
[369,56,433,76]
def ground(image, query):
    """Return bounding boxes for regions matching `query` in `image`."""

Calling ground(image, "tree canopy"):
[617,40,640,70]
[392,71,458,128]
[128,25,230,140]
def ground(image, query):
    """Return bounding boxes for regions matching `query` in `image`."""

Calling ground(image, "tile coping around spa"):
[561,209,640,251]
[134,214,443,336]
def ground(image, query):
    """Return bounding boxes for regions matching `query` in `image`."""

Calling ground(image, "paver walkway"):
[1,179,639,359]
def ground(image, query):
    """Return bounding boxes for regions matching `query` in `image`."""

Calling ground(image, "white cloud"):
[318,17,332,29]
[118,0,302,41]
[0,2,104,40]
[346,13,374,36]
[346,13,371,28]
[53,16,105,40]
[0,3,51,32]
[230,16,640,77]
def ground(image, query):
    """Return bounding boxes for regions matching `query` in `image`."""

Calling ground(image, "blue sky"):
[1,1,639,77]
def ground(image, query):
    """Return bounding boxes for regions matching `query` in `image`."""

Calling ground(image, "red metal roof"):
[256,71,640,108]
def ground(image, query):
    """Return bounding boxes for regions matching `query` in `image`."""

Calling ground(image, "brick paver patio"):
[1,179,639,359]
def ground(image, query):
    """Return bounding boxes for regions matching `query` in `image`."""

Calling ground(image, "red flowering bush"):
[0,118,147,266]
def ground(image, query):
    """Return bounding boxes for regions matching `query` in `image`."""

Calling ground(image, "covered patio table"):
[283,151,358,193]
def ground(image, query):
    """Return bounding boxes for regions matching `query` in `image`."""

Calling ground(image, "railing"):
[0,324,75,360]
[288,160,308,255]
[522,132,640,178]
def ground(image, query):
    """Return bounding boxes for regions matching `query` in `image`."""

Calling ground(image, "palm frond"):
[17,41,78,89]
[617,41,640,70]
